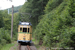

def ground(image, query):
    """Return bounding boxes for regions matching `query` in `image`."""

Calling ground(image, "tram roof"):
[19,22,32,26]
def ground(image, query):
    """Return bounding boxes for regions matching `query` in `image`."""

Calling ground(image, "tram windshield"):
[23,28,30,33]
[23,28,27,32]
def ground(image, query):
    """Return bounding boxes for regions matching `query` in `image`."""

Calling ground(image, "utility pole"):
[11,5,14,39]
[10,0,13,40]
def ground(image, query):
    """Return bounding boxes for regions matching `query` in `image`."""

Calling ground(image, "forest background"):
[0,0,75,49]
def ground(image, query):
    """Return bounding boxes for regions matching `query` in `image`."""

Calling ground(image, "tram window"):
[20,28,22,32]
[23,28,27,32]
[28,28,30,32]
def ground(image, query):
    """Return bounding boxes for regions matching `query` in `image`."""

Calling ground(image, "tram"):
[17,22,32,43]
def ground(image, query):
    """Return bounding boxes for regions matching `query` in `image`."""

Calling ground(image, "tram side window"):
[20,28,22,32]
[23,28,27,32]
[28,28,30,33]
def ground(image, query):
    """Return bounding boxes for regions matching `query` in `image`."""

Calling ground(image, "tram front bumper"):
[17,40,32,43]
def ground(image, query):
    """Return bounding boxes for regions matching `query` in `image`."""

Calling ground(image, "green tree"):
[69,0,75,18]
[19,0,49,29]
[0,11,4,28]
[2,10,11,30]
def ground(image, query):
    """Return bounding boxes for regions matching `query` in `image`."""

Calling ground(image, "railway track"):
[18,43,37,50]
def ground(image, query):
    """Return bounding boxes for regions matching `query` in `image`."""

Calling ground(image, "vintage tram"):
[17,22,32,43]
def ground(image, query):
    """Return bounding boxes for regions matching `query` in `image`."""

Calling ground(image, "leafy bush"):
[0,28,11,49]
[33,0,75,48]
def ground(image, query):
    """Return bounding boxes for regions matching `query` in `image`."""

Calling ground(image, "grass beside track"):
[32,38,48,50]
[1,38,45,50]
[1,42,16,50]
[32,38,40,48]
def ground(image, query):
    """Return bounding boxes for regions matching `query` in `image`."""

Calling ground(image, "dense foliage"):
[0,10,11,49]
[0,10,20,49]
[0,28,11,49]
[33,0,75,48]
